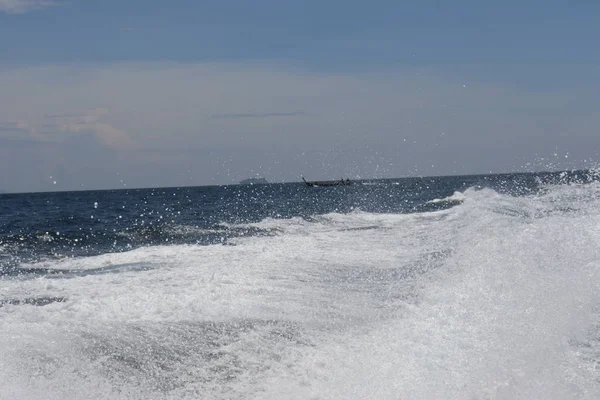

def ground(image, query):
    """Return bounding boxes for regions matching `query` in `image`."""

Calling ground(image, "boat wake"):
[2,181,600,398]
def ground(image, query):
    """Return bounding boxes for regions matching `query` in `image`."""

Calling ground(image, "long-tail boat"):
[302,177,352,187]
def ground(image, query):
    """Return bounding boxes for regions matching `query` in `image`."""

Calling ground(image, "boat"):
[302,177,352,187]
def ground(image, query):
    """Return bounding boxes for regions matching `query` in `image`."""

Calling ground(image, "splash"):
[2,180,600,399]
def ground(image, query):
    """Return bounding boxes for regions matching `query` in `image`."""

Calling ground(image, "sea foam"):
[2,182,600,399]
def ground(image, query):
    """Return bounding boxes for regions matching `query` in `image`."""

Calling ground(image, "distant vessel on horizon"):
[239,177,269,185]
[302,177,352,187]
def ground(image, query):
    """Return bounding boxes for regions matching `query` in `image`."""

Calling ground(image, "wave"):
[2,181,600,398]
[426,190,466,204]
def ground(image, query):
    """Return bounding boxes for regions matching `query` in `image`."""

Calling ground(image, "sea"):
[2,170,600,400]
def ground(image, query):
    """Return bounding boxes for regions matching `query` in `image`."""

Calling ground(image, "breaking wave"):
[2,178,600,398]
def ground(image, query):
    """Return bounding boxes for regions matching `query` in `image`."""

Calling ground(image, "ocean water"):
[2,171,600,399]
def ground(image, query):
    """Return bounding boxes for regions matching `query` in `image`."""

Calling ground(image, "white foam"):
[427,190,467,204]
[2,182,600,398]
[253,183,600,399]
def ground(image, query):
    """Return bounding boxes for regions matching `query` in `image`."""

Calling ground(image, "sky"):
[0,0,599,192]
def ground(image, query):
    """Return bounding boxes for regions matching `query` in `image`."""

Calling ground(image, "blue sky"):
[3,1,599,69]
[1,0,599,192]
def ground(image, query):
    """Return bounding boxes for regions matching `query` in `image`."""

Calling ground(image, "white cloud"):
[51,109,132,148]
[0,0,54,14]
[0,108,131,149]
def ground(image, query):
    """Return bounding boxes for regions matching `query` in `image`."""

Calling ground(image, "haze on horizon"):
[1,0,599,193]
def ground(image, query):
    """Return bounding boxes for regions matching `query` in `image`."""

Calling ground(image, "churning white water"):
[2,182,600,399]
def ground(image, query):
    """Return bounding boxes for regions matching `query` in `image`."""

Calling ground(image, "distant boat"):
[302,177,352,187]
[239,177,268,185]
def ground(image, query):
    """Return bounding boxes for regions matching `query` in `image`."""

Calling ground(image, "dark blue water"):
[0,171,575,274]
